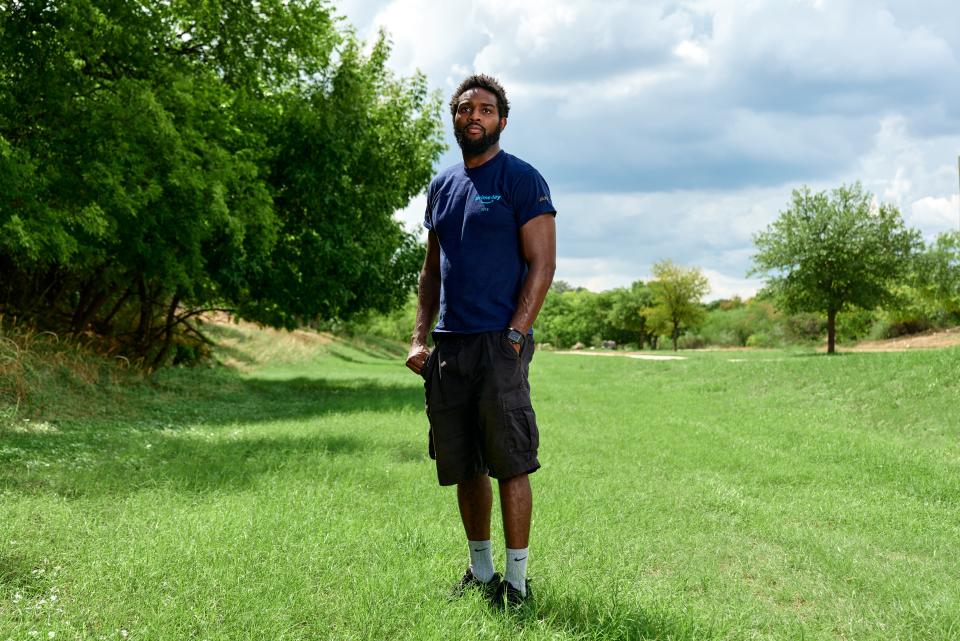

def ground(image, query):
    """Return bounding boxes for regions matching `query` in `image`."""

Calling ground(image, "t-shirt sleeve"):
[423,182,435,230]
[512,168,556,226]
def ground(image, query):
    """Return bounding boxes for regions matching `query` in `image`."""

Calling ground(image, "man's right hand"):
[406,344,431,375]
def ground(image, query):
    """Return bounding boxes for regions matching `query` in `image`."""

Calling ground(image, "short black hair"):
[449,74,510,119]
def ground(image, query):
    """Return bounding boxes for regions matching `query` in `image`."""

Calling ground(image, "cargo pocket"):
[502,390,539,455]
[497,333,522,360]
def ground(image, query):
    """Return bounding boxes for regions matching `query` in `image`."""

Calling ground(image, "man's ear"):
[499,117,508,131]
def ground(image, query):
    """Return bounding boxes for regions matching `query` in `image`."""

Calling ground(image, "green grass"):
[2,327,960,640]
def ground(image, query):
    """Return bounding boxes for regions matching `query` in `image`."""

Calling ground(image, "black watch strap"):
[506,328,525,346]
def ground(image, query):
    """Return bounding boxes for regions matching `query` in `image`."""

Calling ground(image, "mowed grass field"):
[2,325,959,641]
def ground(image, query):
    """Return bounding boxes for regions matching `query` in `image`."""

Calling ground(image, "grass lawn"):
[2,327,959,640]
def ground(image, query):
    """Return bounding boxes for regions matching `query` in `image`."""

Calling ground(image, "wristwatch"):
[506,327,526,347]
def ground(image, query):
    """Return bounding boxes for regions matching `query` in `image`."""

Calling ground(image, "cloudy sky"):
[337,0,960,300]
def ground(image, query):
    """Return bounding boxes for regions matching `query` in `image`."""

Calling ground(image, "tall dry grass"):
[0,312,403,426]
[199,314,334,370]
[0,315,139,423]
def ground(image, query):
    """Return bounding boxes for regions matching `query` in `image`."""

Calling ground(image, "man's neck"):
[462,144,502,169]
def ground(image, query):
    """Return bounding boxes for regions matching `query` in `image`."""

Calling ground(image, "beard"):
[454,122,503,155]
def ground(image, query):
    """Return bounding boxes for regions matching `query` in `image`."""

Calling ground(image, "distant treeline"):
[349,229,960,351]
[349,277,959,352]
[0,1,444,366]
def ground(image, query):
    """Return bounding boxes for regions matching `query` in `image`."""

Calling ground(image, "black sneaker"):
[452,568,502,599]
[492,578,532,609]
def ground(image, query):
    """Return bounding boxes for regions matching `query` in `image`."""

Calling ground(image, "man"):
[405,74,556,608]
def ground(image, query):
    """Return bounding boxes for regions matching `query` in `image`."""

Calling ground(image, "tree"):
[536,287,604,348]
[750,183,921,354]
[602,281,654,347]
[0,0,444,365]
[645,260,709,350]
[550,280,575,294]
[912,231,960,323]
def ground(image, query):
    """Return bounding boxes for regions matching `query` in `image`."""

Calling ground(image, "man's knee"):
[497,473,531,494]
[458,471,491,491]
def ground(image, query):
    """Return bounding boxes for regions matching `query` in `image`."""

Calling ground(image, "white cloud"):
[909,195,960,233]
[552,186,792,298]
[884,167,913,201]
[555,257,641,292]
[852,116,960,236]
[701,269,764,301]
[674,40,710,66]
[338,0,960,298]
[364,0,491,82]
[707,0,956,83]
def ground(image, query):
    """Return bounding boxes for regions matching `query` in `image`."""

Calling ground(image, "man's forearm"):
[509,259,555,334]
[411,269,441,346]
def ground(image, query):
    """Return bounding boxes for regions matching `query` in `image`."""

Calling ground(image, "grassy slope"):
[2,325,959,640]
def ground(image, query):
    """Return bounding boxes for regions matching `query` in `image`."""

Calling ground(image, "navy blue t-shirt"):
[424,150,556,334]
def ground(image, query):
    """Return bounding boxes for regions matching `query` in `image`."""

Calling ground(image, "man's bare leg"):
[499,473,532,596]
[498,473,531,548]
[457,472,493,540]
[457,472,495,583]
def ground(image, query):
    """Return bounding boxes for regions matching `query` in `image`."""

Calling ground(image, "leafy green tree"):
[0,0,443,365]
[645,260,709,350]
[535,281,655,349]
[536,288,604,348]
[701,306,752,347]
[601,281,654,347]
[750,184,921,354]
[236,39,440,328]
[872,230,960,338]
[911,231,960,323]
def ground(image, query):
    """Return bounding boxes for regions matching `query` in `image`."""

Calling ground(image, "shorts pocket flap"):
[501,388,531,411]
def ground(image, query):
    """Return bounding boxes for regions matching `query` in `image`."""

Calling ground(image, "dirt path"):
[842,326,960,352]
[554,327,960,359]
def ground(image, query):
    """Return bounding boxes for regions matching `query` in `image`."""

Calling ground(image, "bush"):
[700,308,752,346]
[677,334,707,349]
[746,331,782,348]
[866,317,894,341]
[342,294,418,344]
[835,309,878,343]
[785,313,825,342]
[699,301,784,347]
[875,309,935,338]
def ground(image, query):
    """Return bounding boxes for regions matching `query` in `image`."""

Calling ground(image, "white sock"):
[468,540,495,583]
[505,547,528,595]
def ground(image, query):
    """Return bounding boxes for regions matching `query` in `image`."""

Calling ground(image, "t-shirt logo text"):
[474,194,502,211]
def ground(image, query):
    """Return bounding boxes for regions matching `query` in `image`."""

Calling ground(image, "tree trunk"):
[671,323,679,351]
[72,285,115,335]
[135,277,154,353]
[37,266,67,313]
[826,308,837,354]
[150,290,182,369]
[97,287,133,332]
[22,266,66,323]
[70,277,98,332]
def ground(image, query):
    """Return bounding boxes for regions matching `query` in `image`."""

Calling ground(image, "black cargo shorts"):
[420,330,540,486]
